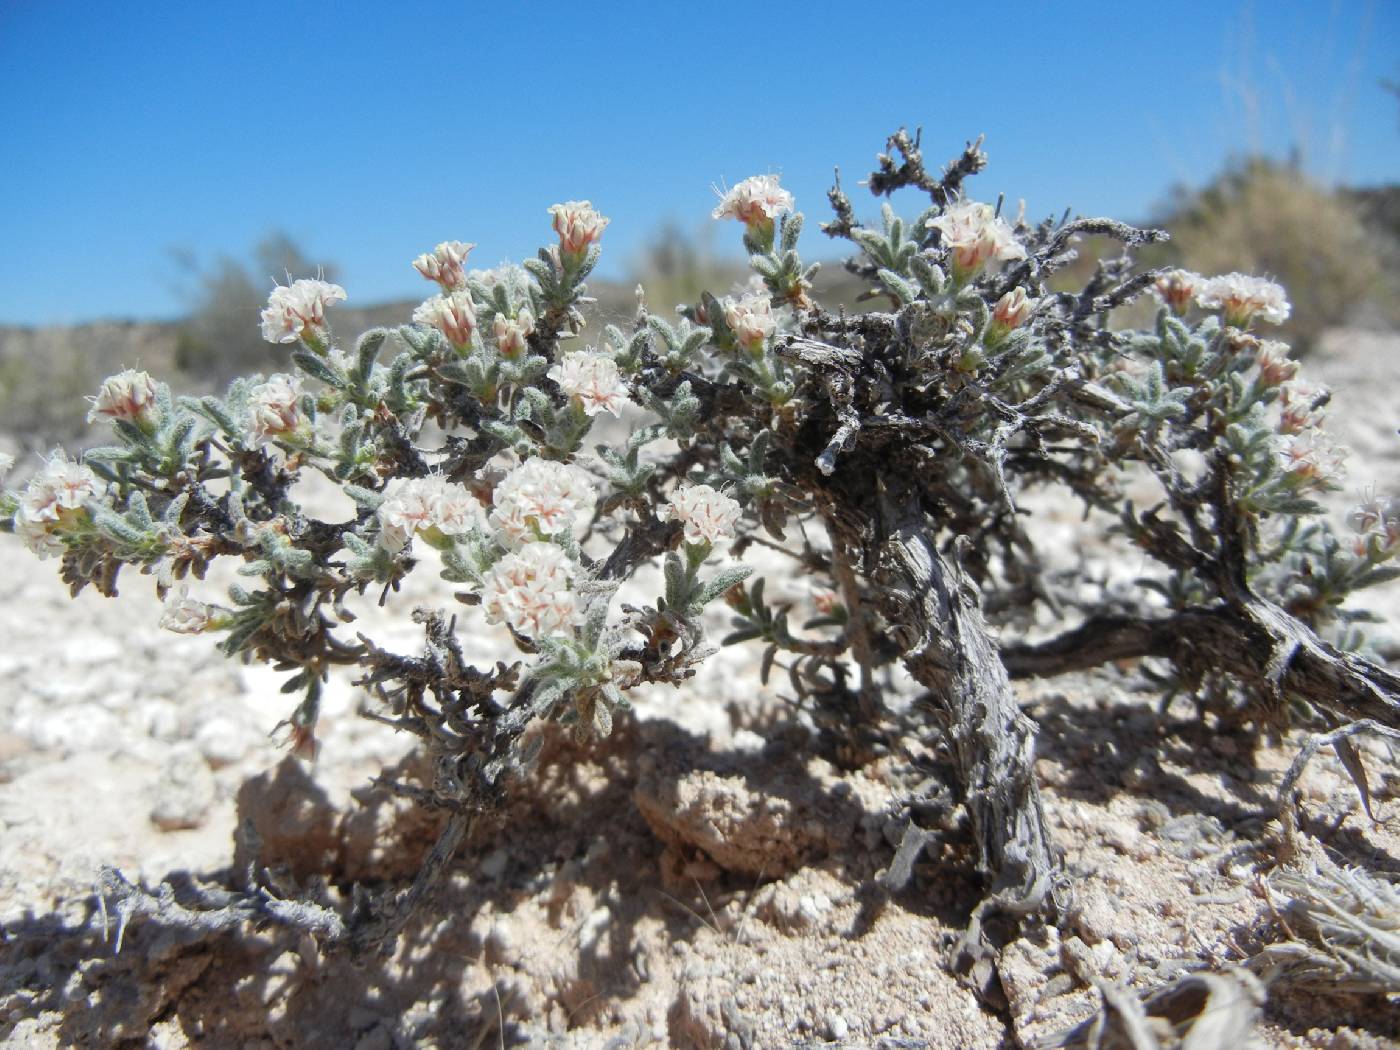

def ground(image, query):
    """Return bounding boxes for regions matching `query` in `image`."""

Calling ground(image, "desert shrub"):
[2,129,1398,975]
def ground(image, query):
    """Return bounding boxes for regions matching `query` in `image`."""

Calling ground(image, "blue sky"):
[1,0,1395,325]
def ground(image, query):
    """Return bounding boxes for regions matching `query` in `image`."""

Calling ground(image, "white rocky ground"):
[0,329,1396,1048]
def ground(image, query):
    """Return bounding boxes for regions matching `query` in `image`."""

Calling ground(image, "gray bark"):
[876,490,1057,913]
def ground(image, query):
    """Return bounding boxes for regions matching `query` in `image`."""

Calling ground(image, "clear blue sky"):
[1,0,1395,325]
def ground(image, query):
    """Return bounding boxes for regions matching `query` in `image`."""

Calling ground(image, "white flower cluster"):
[723,293,776,352]
[927,199,1025,277]
[413,289,478,348]
[489,459,595,547]
[246,374,304,446]
[412,240,475,291]
[88,369,161,426]
[1276,429,1348,488]
[260,278,347,345]
[547,351,630,417]
[1196,273,1291,327]
[159,586,218,635]
[548,201,610,255]
[377,475,482,553]
[663,484,741,546]
[712,174,794,228]
[481,541,582,638]
[13,451,107,557]
[1349,493,1400,560]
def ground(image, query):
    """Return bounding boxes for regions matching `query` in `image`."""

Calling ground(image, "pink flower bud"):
[413,290,478,349]
[1254,340,1298,387]
[1152,270,1202,316]
[412,240,475,291]
[548,201,610,255]
[991,288,1037,333]
[493,308,535,359]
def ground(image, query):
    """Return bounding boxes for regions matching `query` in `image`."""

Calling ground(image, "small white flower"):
[481,541,582,638]
[160,587,216,634]
[1348,492,1400,558]
[246,374,304,445]
[493,308,535,358]
[412,240,475,291]
[547,351,631,417]
[712,174,794,228]
[548,201,610,255]
[377,475,482,553]
[1253,340,1298,387]
[1196,273,1291,327]
[259,278,347,345]
[14,450,107,558]
[1151,270,1203,315]
[489,458,596,547]
[927,199,1025,279]
[88,369,162,426]
[663,483,742,546]
[413,289,478,348]
[1277,430,1348,488]
[723,293,776,352]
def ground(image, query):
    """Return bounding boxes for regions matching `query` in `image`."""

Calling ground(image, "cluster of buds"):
[985,287,1037,347]
[1348,493,1400,561]
[12,451,107,558]
[724,292,777,354]
[1196,272,1291,328]
[246,374,307,447]
[259,278,347,348]
[1153,269,1201,315]
[488,458,596,547]
[1253,340,1299,387]
[481,541,583,638]
[548,201,610,259]
[412,240,475,292]
[662,483,742,547]
[377,475,482,553]
[87,369,162,429]
[926,198,1026,283]
[493,308,535,358]
[547,351,631,417]
[413,289,478,350]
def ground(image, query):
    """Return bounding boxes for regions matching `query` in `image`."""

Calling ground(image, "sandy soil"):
[0,328,1397,1049]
